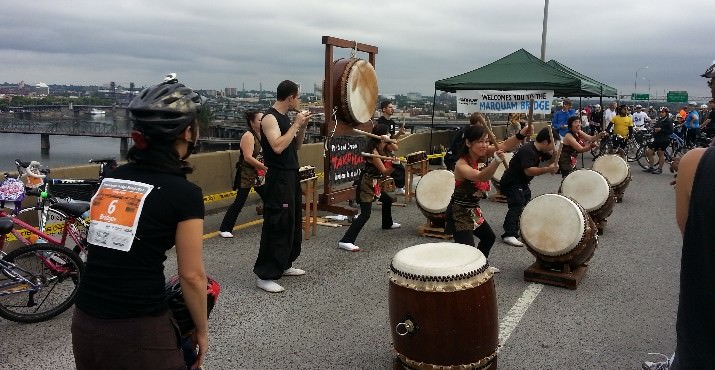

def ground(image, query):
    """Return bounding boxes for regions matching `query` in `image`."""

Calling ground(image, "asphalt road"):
[0,156,682,370]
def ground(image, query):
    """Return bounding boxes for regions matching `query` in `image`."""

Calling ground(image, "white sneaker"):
[387,222,401,229]
[395,188,406,195]
[219,231,234,238]
[502,236,525,247]
[489,266,501,273]
[338,242,360,252]
[283,267,306,276]
[256,279,285,293]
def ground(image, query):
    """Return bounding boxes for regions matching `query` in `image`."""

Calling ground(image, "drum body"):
[331,58,378,126]
[560,169,615,227]
[415,170,454,227]
[389,243,498,369]
[520,194,597,270]
[406,151,427,165]
[380,176,396,193]
[490,152,514,192]
[592,154,631,202]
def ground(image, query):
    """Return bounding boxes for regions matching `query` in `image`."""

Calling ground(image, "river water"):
[0,114,130,173]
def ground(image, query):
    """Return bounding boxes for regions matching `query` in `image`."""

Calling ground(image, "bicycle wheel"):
[0,244,83,323]
[626,140,639,162]
[636,146,651,169]
[15,206,89,261]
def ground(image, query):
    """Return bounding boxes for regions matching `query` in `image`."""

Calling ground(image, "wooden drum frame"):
[520,194,598,271]
[330,58,378,126]
[389,242,498,369]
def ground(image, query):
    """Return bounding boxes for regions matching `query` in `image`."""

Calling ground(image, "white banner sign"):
[456,90,554,114]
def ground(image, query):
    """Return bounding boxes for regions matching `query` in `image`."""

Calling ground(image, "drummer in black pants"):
[500,127,559,248]
[338,124,402,252]
[445,125,506,272]
[377,100,406,195]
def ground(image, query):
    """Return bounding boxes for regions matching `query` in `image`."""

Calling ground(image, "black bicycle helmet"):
[129,73,202,141]
[701,59,715,78]
[165,274,221,336]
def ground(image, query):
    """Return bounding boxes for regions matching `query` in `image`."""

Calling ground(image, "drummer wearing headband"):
[444,125,506,271]
[499,127,560,248]
[338,124,401,252]
[377,100,406,195]
[558,116,602,178]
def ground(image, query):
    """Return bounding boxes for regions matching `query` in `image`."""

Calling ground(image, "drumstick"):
[353,128,398,144]
[527,97,534,137]
[484,115,508,169]
[361,152,398,161]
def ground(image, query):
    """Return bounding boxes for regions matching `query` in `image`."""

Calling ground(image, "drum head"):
[561,170,611,211]
[520,194,585,256]
[415,170,454,214]
[344,59,378,124]
[392,242,487,278]
[491,152,514,182]
[592,155,629,186]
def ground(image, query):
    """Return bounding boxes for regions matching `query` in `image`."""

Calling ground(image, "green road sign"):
[631,93,650,100]
[667,91,688,102]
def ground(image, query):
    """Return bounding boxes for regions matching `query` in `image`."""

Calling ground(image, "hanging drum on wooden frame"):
[331,58,378,126]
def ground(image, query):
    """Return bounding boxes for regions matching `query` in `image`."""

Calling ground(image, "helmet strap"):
[131,130,148,150]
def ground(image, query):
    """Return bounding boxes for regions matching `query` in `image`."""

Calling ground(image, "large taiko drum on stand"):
[520,194,598,271]
[389,242,498,370]
[560,169,616,235]
[415,170,454,228]
[592,154,631,203]
[330,58,378,126]
[490,152,514,192]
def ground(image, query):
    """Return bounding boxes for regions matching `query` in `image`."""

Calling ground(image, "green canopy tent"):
[434,48,586,96]
[546,59,617,97]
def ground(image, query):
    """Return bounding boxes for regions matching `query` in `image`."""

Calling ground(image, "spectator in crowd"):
[632,104,651,130]
[603,102,618,133]
[72,75,209,370]
[683,102,701,147]
[590,104,604,133]
[643,107,674,174]
[552,99,576,137]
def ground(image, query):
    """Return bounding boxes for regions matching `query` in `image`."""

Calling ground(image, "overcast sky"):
[2,0,713,101]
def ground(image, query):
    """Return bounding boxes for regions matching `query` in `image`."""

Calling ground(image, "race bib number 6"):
[87,178,154,252]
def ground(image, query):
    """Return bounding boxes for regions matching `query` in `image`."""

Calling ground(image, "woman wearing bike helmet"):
[72,74,209,370]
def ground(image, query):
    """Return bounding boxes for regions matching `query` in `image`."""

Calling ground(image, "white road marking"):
[498,283,543,347]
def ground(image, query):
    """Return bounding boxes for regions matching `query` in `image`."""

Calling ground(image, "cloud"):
[2,0,714,100]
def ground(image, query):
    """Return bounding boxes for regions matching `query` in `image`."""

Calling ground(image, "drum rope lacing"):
[395,349,497,370]
[323,107,339,158]
[389,263,489,283]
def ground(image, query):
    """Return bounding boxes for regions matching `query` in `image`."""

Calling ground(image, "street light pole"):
[635,66,648,95]
[540,0,549,61]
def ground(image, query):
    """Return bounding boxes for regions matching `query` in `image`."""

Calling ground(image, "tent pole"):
[430,89,436,153]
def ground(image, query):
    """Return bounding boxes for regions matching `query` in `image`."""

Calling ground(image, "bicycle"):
[636,132,688,171]
[0,212,85,323]
[10,158,116,259]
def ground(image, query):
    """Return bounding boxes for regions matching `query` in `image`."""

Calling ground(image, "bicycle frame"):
[0,209,85,251]
[0,254,70,298]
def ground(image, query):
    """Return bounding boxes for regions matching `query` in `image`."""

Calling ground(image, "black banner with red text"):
[328,136,368,186]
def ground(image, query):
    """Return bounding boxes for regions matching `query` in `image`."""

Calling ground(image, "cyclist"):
[71,74,208,370]
[606,105,634,158]
[643,107,674,174]
[684,102,701,148]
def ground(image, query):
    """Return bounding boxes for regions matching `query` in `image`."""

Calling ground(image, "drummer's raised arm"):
[487,125,531,154]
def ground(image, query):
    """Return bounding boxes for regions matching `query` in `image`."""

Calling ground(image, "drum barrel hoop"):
[395,351,497,370]
[389,264,492,292]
